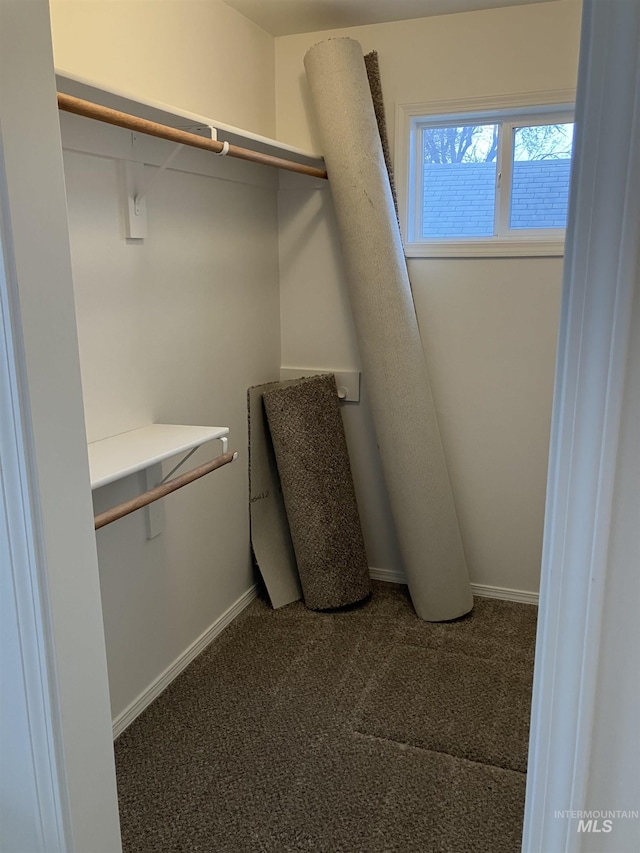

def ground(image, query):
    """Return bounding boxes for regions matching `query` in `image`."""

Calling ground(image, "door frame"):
[0,1,121,850]
[522,0,640,850]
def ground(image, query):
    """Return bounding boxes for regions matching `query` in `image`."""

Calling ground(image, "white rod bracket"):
[125,143,185,239]
[145,463,165,539]
[174,124,218,141]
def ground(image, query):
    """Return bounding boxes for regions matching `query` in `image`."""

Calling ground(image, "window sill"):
[403,238,565,259]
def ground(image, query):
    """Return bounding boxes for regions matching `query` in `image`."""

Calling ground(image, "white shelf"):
[88,424,229,489]
[55,68,325,166]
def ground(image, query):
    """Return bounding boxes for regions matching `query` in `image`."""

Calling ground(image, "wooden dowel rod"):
[94,450,237,530]
[57,93,328,180]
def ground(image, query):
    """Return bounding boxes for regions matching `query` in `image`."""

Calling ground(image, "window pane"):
[421,123,498,238]
[509,123,574,229]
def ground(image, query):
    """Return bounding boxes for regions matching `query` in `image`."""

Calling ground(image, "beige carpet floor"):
[115,581,536,852]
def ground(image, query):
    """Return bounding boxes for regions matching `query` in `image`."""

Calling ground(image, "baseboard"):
[112,584,258,739]
[369,566,539,605]
[369,566,407,585]
[470,582,539,605]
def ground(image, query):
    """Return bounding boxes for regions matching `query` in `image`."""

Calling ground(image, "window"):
[398,96,575,257]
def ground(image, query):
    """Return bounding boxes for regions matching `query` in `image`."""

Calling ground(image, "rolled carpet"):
[304,38,473,621]
[262,374,371,611]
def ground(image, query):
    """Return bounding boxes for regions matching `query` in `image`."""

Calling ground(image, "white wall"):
[51,2,281,723]
[275,0,582,155]
[275,0,582,595]
[63,138,280,722]
[49,0,275,137]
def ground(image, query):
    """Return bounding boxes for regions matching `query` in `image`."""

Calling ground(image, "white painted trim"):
[523,2,640,851]
[470,584,538,606]
[112,585,258,739]
[395,89,576,258]
[403,239,565,259]
[0,3,121,850]
[398,90,577,122]
[0,164,68,853]
[369,566,407,585]
[369,567,538,605]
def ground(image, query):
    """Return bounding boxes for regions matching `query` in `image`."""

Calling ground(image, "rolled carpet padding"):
[247,384,302,609]
[304,38,473,621]
[262,374,371,610]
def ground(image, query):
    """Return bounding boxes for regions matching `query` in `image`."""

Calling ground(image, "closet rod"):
[94,449,237,530]
[57,93,328,180]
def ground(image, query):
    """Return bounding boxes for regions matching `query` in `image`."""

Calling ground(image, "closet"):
[6,3,639,853]
[56,70,325,733]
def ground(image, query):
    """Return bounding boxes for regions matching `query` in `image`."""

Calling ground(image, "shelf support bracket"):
[160,446,199,485]
[144,435,231,535]
[134,143,184,210]
[159,435,229,486]
[124,143,184,239]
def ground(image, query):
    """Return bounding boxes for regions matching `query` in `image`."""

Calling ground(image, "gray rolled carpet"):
[304,38,473,622]
[262,373,371,610]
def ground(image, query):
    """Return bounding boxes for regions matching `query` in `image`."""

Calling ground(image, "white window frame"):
[396,90,576,258]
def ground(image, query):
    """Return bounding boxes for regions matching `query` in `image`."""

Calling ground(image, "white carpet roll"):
[304,38,473,621]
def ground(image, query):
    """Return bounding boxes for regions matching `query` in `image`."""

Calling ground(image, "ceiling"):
[221,0,560,37]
